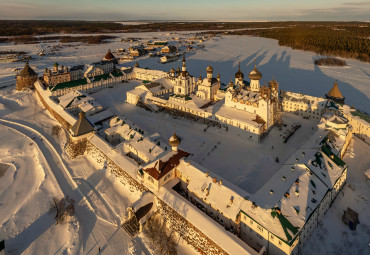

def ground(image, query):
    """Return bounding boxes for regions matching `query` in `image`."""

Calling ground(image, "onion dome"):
[248,63,262,80]
[206,65,213,72]
[327,81,343,99]
[18,61,37,78]
[134,61,139,68]
[217,73,220,78]
[199,75,203,81]
[176,67,180,73]
[268,79,279,90]
[170,67,176,73]
[235,63,244,79]
[104,49,115,60]
[228,80,235,87]
[169,132,180,147]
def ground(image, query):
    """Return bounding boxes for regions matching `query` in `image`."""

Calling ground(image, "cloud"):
[342,2,370,6]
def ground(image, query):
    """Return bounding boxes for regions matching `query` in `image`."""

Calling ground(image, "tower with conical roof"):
[66,111,95,158]
[249,62,262,92]
[103,49,115,61]
[16,61,38,91]
[325,81,345,104]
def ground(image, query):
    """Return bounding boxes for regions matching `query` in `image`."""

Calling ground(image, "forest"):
[201,24,370,62]
[0,20,124,36]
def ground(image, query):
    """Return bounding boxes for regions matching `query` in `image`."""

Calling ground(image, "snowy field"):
[0,31,369,255]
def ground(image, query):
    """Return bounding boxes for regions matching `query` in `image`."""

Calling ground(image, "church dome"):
[170,67,176,73]
[199,75,203,81]
[248,64,262,80]
[235,63,244,79]
[228,80,235,87]
[169,132,180,147]
[206,65,213,72]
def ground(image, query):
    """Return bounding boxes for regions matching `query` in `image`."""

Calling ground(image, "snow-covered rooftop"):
[176,159,247,220]
[282,91,327,108]
[215,105,263,128]
[244,163,328,243]
[86,109,114,124]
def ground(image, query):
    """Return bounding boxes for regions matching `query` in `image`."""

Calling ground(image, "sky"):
[0,0,369,21]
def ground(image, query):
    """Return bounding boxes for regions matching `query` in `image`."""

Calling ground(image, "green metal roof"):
[50,78,88,91]
[50,71,123,91]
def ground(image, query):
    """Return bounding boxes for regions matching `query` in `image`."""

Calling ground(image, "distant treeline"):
[122,21,370,62]
[202,25,370,62]
[0,20,123,36]
[0,35,116,44]
[1,20,368,62]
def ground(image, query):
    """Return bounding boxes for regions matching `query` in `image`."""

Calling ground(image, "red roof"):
[143,150,190,180]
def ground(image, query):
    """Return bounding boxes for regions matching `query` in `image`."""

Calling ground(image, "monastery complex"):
[15,49,370,255]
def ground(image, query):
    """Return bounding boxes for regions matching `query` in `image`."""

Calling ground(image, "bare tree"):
[143,214,177,255]
[50,196,75,225]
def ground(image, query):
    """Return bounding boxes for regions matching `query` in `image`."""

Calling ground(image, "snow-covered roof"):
[86,109,114,124]
[58,90,90,108]
[282,91,327,108]
[105,123,132,137]
[215,105,263,128]
[137,77,174,95]
[35,81,77,125]
[229,89,261,104]
[127,137,165,162]
[80,101,102,113]
[133,67,168,78]
[284,142,346,188]
[127,88,147,97]
[243,163,328,244]
[176,159,247,220]
[158,187,257,255]
[321,113,348,130]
